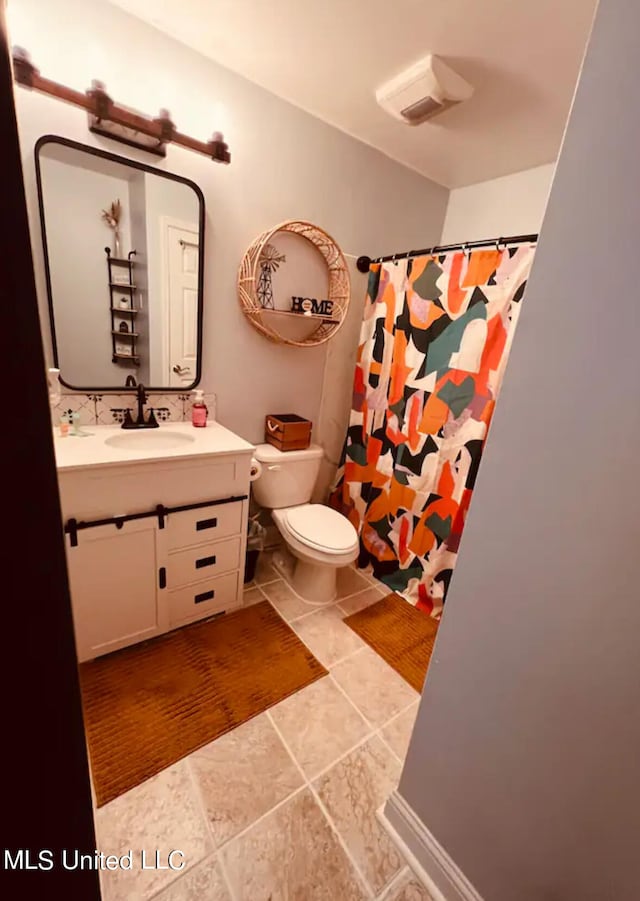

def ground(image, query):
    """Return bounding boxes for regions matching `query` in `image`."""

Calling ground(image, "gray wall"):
[398,0,640,898]
[13,0,449,444]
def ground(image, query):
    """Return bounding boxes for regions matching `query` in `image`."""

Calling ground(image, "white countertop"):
[54,421,255,472]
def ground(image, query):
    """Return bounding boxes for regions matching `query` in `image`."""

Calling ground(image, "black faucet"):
[121,383,159,429]
[125,375,137,388]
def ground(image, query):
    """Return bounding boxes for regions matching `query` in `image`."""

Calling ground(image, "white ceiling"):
[108,0,597,188]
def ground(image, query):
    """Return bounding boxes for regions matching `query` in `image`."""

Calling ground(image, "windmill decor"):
[257,243,286,308]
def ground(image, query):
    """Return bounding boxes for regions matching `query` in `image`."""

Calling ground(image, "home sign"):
[291,296,334,316]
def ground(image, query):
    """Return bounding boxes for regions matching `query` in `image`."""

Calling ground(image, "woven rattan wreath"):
[238,219,350,347]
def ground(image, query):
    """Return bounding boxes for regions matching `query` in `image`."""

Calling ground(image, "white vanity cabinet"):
[66,518,162,660]
[55,423,254,663]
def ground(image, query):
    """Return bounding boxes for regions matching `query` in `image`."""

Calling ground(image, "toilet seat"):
[278,504,359,555]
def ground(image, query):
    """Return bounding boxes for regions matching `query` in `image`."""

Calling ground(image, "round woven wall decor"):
[238,219,350,347]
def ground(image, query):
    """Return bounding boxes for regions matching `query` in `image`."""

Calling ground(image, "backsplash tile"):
[107,406,131,425]
[178,394,192,420]
[53,392,204,425]
[55,395,93,424]
[203,393,217,419]
[96,396,128,425]
[86,394,104,422]
[98,395,133,425]
[154,394,185,421]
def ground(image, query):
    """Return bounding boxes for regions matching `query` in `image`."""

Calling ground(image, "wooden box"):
[265,414,312,451]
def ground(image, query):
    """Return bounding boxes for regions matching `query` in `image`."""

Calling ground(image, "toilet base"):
[272,546,296,585]
[291,558,338,605]
[272,547,338,605]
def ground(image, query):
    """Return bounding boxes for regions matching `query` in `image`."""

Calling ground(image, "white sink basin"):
[105,430,197,451]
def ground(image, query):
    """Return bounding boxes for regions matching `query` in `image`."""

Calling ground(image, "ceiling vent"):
[376,55,474,125]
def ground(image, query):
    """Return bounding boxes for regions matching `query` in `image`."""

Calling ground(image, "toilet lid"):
[284,504,358,553]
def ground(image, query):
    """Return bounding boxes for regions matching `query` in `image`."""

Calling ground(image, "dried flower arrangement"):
[101,199,121,229]
[101,199,123,256]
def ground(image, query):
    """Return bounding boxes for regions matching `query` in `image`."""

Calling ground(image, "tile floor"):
[95,553,430,901]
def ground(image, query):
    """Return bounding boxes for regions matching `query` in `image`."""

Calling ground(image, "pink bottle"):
[191,390,208,428]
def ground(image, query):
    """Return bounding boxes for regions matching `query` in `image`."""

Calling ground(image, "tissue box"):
[265,414,312,451]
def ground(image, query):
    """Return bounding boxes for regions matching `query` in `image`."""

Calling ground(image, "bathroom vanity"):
[55,423,254,662]
[35,135,257,662]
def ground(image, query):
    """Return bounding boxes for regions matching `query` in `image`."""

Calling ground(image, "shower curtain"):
[331,244,536,617]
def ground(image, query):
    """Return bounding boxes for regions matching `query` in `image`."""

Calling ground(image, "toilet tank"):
[252,443,323,509]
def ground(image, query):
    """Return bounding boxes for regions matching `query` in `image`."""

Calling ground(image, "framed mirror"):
[35,135,205,391]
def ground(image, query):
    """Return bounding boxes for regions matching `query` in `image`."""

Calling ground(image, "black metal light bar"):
[356,232,539,273]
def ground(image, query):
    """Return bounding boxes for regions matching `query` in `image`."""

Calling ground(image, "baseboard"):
[380,791,483,901]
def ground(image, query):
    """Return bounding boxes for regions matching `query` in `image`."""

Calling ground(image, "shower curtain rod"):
[355,232,538,273]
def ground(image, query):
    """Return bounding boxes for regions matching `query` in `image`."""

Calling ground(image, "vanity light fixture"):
[11,47,231,164]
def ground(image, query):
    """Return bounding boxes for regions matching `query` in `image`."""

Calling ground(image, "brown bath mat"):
[343,593,438,692]
[80,601,327,807]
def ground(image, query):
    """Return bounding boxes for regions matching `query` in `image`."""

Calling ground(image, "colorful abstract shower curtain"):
[331,245,536,618]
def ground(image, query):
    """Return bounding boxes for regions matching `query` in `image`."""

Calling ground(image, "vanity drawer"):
[167,500,243,550]
[168,571,239,627]
[167,536,241,588]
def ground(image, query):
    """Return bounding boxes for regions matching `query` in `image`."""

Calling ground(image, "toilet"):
[252,443,359,604]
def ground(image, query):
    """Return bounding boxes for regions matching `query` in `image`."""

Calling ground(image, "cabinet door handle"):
[195,554,216,570]
[196,517,218,531]
[194,589,215,604]
[158,567,167,589]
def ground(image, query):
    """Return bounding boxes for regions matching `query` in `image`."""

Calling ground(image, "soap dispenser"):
[48,367,61,409]
[191,390,208,428]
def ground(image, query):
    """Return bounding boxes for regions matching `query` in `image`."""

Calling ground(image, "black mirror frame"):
[34,134,205,393]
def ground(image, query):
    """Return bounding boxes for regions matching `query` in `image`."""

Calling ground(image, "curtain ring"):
[392,253,398,266]
[463,243,469,258]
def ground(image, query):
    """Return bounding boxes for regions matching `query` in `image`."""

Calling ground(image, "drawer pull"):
[158,567,166,589]
[195,554,217,570]
[194,589,215,604]
[196,516,218,531]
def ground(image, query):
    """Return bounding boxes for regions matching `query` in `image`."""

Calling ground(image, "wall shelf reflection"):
[106,247,139,367]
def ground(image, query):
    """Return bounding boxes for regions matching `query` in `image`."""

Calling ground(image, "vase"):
[113,229,122,258]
